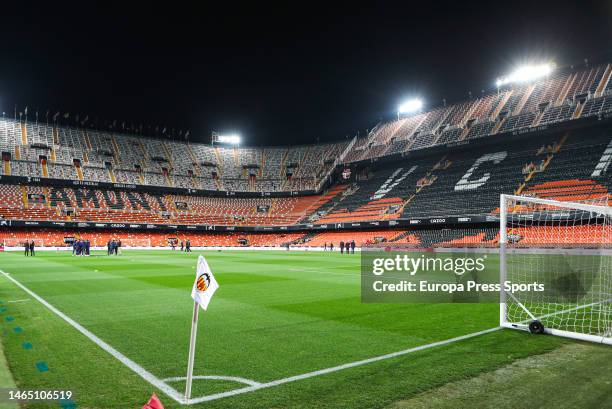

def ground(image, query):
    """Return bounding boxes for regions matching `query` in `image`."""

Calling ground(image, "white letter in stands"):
[591,138,612,177]
[371,166,417,200]
[454,151,507,191]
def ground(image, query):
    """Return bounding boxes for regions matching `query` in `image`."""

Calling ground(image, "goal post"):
[500,194,612,345]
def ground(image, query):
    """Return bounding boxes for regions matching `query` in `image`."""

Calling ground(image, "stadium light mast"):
[211,131,241,146]
[495,63,555,89]
[397,98,424,119]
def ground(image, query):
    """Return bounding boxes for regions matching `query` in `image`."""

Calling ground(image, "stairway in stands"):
[399,156,450,215]
[514,133,567,195]
[300,185,348,222]
[287,231,316,245]
[299,184,351,223]
[518,131,612,205]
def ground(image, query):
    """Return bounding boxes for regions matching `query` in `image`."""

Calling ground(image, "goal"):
[499,194,612,345]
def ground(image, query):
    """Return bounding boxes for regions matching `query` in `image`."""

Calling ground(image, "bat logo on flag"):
[191,256,219,311]
[196,273,211,292]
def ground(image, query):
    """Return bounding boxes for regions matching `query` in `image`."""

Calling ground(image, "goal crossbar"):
[502,194,612,216]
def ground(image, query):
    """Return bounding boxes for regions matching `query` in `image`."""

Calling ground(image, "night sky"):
[1,2,611,146]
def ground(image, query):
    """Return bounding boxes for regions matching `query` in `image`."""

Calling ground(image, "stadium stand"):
[0,128,610,229]
[295,229,407,247]
[0,185,346,226]
[13,226,602,248]
[1,63,612,248]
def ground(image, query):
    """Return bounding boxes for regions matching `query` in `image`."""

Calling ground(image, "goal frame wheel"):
[528,320,545,334]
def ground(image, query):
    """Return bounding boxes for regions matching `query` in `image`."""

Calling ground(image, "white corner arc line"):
[185,326,502,405]
[163,375,262,387]
[0,270,184,404]
[0,269,501,406]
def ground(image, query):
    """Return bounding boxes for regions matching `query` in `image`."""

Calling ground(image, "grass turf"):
[0,249,606,408]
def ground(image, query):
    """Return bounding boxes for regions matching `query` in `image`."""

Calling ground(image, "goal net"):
[499,194,612,345]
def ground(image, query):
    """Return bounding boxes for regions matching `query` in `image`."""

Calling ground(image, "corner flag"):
[191,256,219,310]
[142,393,164,409]
[185,255,219,402]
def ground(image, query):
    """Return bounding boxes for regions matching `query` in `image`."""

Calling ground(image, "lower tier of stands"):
[0,228,305,248]
[2,225,609,248]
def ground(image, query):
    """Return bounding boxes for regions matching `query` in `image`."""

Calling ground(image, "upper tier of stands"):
[0,119,348,193]
[1,63,610,193]
[345,63,612,162]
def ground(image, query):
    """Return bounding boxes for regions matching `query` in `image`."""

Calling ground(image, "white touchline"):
[0,268,501,406]
[0,270,184,404]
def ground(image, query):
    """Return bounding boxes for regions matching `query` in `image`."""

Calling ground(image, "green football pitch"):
[0,250,609,409]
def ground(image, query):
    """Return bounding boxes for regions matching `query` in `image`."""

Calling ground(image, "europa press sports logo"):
[196,272,211,292]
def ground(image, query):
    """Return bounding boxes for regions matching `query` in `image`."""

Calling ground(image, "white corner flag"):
[191,255,219,310]
[185,255,219,402]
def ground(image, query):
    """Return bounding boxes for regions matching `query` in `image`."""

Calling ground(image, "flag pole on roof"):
[184,255,219,403]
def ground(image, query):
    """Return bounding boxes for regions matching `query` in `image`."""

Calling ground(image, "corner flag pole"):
[184,301,200,402]
[185,255,219,402]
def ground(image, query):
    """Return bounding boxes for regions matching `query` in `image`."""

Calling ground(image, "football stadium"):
[0,4,611,409]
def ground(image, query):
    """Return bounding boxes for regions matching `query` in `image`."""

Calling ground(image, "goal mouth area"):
[499,194,612,346]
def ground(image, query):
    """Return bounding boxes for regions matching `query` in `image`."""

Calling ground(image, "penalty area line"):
[185,326,502,405]
[0,269,184,404]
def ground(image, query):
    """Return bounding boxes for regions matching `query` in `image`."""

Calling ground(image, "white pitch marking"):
[0,268,502,406]
[163,375,262,387]
[0,270,184,404]
[184,326,501,404]
[7,299,30,303]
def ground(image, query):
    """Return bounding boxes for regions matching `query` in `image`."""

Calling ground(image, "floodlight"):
[496,63,554,87]
[218,134,241,145]
[212,132,241,145]
[398,99,423,114]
